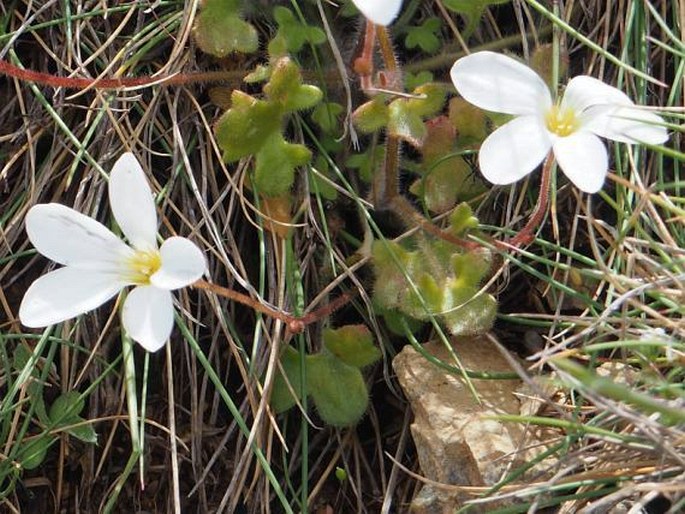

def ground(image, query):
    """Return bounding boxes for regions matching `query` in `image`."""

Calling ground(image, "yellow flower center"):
[545,104,579,137]
[127,250,162,285]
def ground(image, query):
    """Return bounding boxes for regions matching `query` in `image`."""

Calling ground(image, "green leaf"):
[405,70,434,91]
[49,391,85,421]
[323,325,380,368]
[353,83,446,147]
[346,145,385,183]
[352,98,389,134]
[13,345,49,424]
[377,306,425,336]
[371,211,497,337]
[270,346,304,414]
[49,391,98,444]
[405,18,442,53]
[307,353,369,427]
[66,423,98,444]
[443,0,510,37]
[335,467,348,481]
[449,203,480,236]
[244,64,272,83]
[269,6,326,56]
[414,117,485,211]
[214,60,319,194]
[12,343,32,370]
[413,160,462,213]
[311,102,344,135]
[284,84,323,112]
[215,91,283,162]
[254,132,311,196]
[310,156,338,201]
[451,251,492,289]
[387,100,426,147]
[406,83,447,119]
[194,0,258,56]
[404,272,445,319]
[442,291,497,335]
[387,84,446,148]
[18,437,51,470]
[449,97,487,146]
[265,58,323,112]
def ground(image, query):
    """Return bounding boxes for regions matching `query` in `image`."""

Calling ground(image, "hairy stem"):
[353,20,376,93]
[373,135,400,208]
[0,59,246,89]
[192,280,352,334]
[507,152,554,247]
[376,26,398,73]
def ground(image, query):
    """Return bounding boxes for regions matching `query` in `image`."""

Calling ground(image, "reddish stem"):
[353,20,376,93]
[0,59,244,89]
[298,292,356,327]
[192,280,295,325]
[192,280,352,334]
[507,152,554,247]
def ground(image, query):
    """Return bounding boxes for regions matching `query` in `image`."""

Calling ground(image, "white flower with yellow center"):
[351,0,402,26]
[450,51,669,193]
[19,152,206,352]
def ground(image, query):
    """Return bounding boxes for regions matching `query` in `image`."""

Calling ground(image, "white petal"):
[109,152,158,251]
[122,286,174,352]
[351,0,402,26]
[553,132,608,193]
[583,105,669,145]
[450,51,552,116]
[562,76,633,113]
[478,116,553,185]
[19,267,125,327]
[564,76,669,145]
[150,237,206,290]
[26,203,133,270]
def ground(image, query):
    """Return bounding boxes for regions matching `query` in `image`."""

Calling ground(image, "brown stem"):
[376,26,398,73]
[389,196,482,251]
[0,59,247,89]
[375,26,403,93]
[507,152,555,247]
[361,23,486,252]
[192,279,296,325]
[383,154,557,253]
[353,20,376,94]
[192,280,353,334]
[373,135,400,209]
[298,292,356,327]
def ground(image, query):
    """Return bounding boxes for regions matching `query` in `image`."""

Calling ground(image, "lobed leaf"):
[323,325,380,368]
[194,0,258,56]
[307,352,369,427]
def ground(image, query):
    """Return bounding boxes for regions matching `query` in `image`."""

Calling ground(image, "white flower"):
[19,153,207,352]
[450,51,669,193]
[351,0,402,26]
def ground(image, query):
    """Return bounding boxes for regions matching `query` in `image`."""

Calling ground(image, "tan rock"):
[393,335,555,513]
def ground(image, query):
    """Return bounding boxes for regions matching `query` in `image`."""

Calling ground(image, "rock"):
[393,335,555,513]
[595,361,640,385]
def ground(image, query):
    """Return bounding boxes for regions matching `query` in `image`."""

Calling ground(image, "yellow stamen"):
[126,250,162,285]
[545,104,579,137]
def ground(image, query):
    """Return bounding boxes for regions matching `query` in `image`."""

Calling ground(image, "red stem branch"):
[192,280,352,334]
[0,59,244,89]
